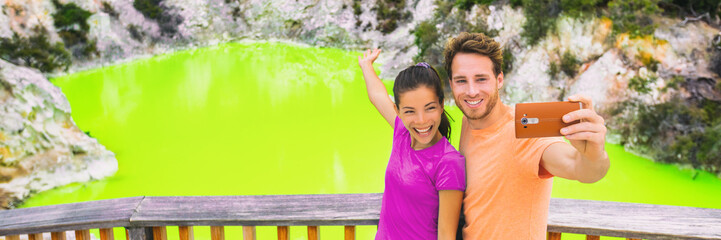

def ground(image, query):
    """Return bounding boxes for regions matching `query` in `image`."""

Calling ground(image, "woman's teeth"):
[415,126,432,133]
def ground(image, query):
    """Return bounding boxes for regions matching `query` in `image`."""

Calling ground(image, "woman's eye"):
[405,111,414,114]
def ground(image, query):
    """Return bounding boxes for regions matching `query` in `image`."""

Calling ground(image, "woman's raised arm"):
[358,48,396,127]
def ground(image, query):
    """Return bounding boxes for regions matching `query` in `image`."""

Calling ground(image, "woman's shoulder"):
[438,138,465,163]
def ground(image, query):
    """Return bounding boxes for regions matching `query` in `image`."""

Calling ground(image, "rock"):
[0,60,117,209]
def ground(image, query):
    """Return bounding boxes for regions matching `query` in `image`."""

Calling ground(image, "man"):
[444,32,610,239]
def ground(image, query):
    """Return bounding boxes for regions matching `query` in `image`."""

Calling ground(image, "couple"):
[358,32,611,240]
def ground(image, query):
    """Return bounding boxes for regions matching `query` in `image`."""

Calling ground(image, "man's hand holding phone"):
[561,94,608,162]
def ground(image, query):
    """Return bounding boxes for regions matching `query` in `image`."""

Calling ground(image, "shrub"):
[52,0,97,59]
[520,0,561,45]
[455,0,495,11]
[628,75,655,94]
[560,50,579,77]
[502,46,514,74]
[133,0,163,20]
[133,0,183,36]
[373,0,411,34]
[548,61,560,78]
[101,1,119,18]
[560,0,602,17]
[608,0,662,38]
[0,29,72,72]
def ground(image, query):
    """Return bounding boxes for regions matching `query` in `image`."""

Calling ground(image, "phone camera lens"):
[521,117,528,125]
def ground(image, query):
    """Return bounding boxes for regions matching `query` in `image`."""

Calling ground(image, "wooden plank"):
[28,233,43,240]
[75,230,90,240]
[627,239,642,240]
[130,194,382,226]
[0,197,143,236]
[100,228,115,240]
[51,232,66,240]
[307,226,318,240]
[586,235,600,240]
[547,198,721,239]
[242,226,256,240]
[276,226,288,240]
[344,226,355,240]
[5,235,19,240]
[210,227,224,240]
[547,232,561,240]
[178,227,193,240]
[152,227,166,240]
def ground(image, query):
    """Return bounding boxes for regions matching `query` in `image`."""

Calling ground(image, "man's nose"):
[468,83,480,96]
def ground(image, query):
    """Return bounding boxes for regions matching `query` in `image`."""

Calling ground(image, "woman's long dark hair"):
[393,63,453,139]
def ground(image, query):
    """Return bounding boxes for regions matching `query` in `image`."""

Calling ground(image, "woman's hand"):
[358,48,381,72]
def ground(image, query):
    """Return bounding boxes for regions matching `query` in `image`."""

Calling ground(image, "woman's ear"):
[393,103,399,115]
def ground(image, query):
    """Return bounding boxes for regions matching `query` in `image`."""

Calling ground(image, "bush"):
[608,0,662,38]
[455,0,495,11]
[520,0,561,45]
[133,0,163,20]
[628,75,655,93]
[0,29,72,72]
[616,98,721,173]
[560,0,602,17]
[133,0,183,36]
[502,46,514,74]
[414,21,440,59]
[101,1,119,18]
[52,0,97,59]
[548,61,560,78]
[661,0,721,21]
[560,50,579,77]
[372,0,411,34]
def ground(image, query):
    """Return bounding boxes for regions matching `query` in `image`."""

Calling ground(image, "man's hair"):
[443,32,503,79]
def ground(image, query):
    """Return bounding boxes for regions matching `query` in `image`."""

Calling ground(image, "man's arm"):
[540,95,610,183]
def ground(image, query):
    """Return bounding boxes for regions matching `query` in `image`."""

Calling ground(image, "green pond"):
[23,41,721,240]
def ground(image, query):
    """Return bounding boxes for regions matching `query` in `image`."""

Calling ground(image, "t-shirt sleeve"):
[435,154,466,191]
[392,116,407,139]
[517,137,565,179]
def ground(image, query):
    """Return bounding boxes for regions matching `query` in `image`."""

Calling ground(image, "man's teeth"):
[467,99,481,105]
[415,126,432,133]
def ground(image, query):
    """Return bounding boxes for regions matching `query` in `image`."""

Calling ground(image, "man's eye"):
[456,80,466,83]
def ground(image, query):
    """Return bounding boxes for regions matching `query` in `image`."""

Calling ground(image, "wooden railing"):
[1,194,720,240]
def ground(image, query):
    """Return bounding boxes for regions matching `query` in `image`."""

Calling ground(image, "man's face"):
[449,52,503,120]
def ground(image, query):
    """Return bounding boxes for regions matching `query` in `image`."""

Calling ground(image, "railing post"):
[307,226,319,240]
[6,236,20,240]
[128,227,154,240]
[344,226,355,240]
[28,233,43,240]
[51,232,66,240]
[242,226,256,240]
[100,228,115,240]
[586,235,600,240]
[153,227,167,240]
[75,230,91,240]
[277,226,289,240]
[210,226,224,240]
[179,227,194,240]
[547,232,562,240]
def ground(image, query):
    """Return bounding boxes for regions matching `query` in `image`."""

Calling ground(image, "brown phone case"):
[515,101,582,138]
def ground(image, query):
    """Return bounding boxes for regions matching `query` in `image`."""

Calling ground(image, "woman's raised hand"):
[358,48,381,71]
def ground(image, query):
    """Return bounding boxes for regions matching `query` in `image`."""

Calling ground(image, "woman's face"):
[396,86,443,150]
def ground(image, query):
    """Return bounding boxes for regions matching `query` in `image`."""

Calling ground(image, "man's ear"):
[497,72,504,89]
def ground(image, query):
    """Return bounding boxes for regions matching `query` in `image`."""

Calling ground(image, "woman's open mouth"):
[414,125,433,136]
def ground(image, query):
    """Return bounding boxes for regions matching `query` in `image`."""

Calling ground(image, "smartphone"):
[515,101,582,138]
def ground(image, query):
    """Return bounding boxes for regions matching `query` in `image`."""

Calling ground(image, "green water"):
[23,42,721,240]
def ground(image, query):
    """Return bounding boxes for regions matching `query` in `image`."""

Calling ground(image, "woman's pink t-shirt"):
[375,117,466,240]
